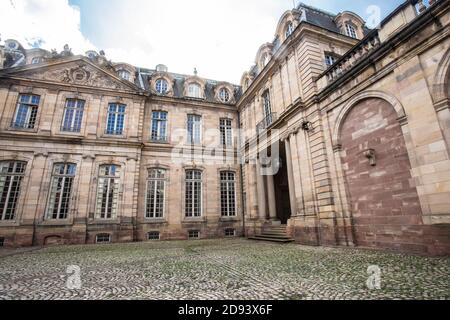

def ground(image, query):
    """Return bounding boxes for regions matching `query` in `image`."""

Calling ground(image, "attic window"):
[155,78,168,94]
[345,24,357,39]
[262,53,271,68]
[118,70,130,81]
[188,83,202,98]
[219,88,230,103]
[31,57,41,65]
[325,55,337,67]
[285,22,294,39]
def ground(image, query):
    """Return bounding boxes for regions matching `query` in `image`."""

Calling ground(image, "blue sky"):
[1,0,404,83]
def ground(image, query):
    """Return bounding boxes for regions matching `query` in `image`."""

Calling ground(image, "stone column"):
[284,135,298,216]
[266,173,277,220]
[255,159,267,220]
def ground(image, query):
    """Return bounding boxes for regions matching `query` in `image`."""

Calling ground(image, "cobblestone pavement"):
[0,239,448,300]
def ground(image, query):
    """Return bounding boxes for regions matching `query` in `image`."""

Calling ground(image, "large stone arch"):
[338,96,424,252]
[333,90,407,148]
[432,46,450,104]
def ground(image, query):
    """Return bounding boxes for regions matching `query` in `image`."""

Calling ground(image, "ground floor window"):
[0,161,26,221]
[146,169,166,219]
[225,228,236,237]
[147,231,160,240]
[96,234,111,244]
[46,163,76,220]
[96,165,121,220]
[220,171,236,217]
[188,230,200,239]
[185,170,202,217]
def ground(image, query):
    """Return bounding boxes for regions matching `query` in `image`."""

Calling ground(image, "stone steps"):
[248,225,294,243]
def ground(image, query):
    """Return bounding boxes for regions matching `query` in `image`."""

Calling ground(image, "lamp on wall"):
[300,118,313,131]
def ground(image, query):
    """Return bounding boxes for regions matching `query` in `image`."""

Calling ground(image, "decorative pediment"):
[2,59,137,92]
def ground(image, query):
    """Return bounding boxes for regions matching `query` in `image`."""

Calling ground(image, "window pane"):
[46,164,76,220]
[0,161,26,221]
[96,165,120,219]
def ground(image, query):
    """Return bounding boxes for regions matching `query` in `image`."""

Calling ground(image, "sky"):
[0,0,404,83]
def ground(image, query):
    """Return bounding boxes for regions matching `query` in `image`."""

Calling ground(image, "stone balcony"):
[316,0,441,91]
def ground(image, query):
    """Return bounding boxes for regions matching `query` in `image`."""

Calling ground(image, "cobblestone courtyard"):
[0,239,448,300]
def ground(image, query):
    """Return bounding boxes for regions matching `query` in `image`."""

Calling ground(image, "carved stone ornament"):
[29,64,128,90]
[363,148,376,166]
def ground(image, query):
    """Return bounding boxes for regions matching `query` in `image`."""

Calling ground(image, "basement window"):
[188,230,200,240]
[0,237,4,247]
[225,228,236,237]
[147,231,160,241]
[96,233,111,244]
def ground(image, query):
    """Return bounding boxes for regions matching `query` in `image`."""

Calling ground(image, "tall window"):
[155,79,168,94]
[220,172,236,217]
[188,83,202,98]
[325,55,337,67]
[118,70,130,81]
[151,111,168,142]
[96,165,120,219]
[345,24,357,39]
[219,88,230,103]
[220,118,232,147]
[62,99,85,132]
[285,22,294,38]
[262,91,272,118]
[46,163,76,220]
[0,161,26,221]
[146,169,166,219]
[262,53,271,67]
[185,170,202,217]
[12,94,40,129]
[106,103,126,135]
[187,114,202,145]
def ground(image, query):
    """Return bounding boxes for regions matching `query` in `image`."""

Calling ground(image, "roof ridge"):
[296,2,337,18]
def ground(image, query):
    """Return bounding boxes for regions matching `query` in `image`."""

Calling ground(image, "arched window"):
[345,24,357,39]
[219,88,230,103]
[188,83,202,98]
[118,70,130,81]
[220,171,236,217]
[31,57,41,64]
[185,170,202,217]
[285,22,294,39]
[96,165,121,219]
[46,163,77,220]
[146,169,167,219]
[155,78,168,94]
[262,53,271,68]
[0,161,26,221]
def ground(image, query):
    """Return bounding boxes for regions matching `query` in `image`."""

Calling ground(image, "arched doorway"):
[340,98,423,251]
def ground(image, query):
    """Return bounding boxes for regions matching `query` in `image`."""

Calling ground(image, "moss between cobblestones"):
[0,239,448,300]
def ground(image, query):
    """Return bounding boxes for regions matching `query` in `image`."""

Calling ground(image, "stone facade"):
[0,0,449,255]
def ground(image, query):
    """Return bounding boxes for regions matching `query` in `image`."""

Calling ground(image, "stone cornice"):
[237,22,358,110]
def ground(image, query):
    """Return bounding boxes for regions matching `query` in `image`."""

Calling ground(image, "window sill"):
[101,134,126,139]
[149,139,170,144]
[220,217,240,223]
[182,217,207,224]
[38,219,73,227]
[143,218,167,224]
[7,127,38,134]
[88,219,120,225]
[0,220,20,227]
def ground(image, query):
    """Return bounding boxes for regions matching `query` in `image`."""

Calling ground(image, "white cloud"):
[0,0,298,83]
[0,0,94,53]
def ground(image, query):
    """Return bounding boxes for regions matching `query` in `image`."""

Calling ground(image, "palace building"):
[0,0,449,255]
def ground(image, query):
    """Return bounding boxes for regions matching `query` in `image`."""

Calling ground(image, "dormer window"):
[219,88,230,103]
[262,53,271,68]
[325,55,337,67]
[155,79,168,94]
[118,70,130,81]
[345,24,357,39]
[285,22,294,39]
[188,83,202,98]
[31,57,41,65]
